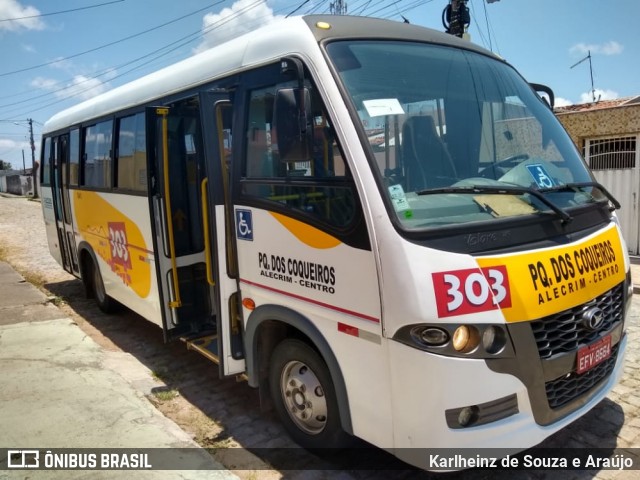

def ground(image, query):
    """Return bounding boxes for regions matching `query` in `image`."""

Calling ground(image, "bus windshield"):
[326,40,606,230]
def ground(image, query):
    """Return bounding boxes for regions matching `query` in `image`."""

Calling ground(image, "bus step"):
[181,334,219,364]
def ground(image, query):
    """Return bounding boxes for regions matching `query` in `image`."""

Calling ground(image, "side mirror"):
[530,83,555,110]
[274,87,312,163]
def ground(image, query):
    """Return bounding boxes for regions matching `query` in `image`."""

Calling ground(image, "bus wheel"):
[269,339,351,449]
[88,258,118,313]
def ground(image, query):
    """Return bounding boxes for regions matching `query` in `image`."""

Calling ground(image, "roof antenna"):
[570,50,597,103]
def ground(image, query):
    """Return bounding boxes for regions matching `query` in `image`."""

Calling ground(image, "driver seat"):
[402,116,457,191]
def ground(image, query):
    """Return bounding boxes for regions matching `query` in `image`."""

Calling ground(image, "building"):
[555,96,640,255]
[0,169,34,196]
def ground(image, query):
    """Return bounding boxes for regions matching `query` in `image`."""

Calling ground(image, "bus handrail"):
[201,177,215,286]
[159,107,182,308]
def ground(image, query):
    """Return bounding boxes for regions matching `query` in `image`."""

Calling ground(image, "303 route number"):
[108,222,132,268]
[432,266,512,317]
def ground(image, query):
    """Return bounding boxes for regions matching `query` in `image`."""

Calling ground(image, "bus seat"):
[401,116,457,191]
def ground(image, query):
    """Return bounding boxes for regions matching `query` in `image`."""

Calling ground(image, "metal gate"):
[585,135,640,255]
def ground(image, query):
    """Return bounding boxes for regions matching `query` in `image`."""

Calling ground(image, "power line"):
[0,0,278,119]
[0,0,124,22]
[0,1,224,78]
[287,0,311,17]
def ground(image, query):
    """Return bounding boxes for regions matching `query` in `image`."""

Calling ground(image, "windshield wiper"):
[416,184,573,223]
[539,181,621,210]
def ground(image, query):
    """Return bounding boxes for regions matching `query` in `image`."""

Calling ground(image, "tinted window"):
[69,129,80,186]
[117,113,147,192]
[83,120,113,188]
[242,83,356,228]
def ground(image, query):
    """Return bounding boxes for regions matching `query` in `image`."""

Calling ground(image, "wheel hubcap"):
[280,360,327,434]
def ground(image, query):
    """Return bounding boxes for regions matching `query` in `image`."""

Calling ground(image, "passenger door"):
[51,134,80,275]
[146,92,245,376]
[200,91,246,376]
[146,98,217,343]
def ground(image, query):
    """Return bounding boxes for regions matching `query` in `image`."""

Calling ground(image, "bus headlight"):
[452,325,480,353]
[413,326,449,346]
[482,325,507,354]
[397,323,514,359]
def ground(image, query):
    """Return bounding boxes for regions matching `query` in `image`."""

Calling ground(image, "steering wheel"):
[479,154,530,179]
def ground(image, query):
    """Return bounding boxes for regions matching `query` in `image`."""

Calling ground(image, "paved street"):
[0,194,639,479]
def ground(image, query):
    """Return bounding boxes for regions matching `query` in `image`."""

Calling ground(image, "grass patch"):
[0,246,48,287]
[47,295,66,307]
[21,270,48,288]
[152,387,179,402]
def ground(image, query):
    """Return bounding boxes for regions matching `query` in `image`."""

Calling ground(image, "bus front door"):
[199,92,245,376]
[147,93,245,377]
[147,100,220,359]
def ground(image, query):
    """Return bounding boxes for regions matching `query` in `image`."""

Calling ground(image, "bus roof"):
[43,14,496,134]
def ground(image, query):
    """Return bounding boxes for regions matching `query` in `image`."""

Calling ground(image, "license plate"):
[576,335,612,374]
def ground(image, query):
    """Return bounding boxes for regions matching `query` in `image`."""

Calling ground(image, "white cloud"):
[554,97,573,107]
[0,137,29,159]
[194,0,283,54]
[570,41,623,56]
[31,74,110,101]
[0,0,45,32]
[579,88,618,104]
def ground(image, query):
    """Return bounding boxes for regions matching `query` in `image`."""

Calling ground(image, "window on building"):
[587,136,637,170]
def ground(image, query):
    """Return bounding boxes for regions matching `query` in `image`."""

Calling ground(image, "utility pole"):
[28,118,38,198]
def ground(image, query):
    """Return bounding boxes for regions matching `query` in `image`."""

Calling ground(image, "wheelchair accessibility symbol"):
[526,163,555,189]
[236,209,253,241]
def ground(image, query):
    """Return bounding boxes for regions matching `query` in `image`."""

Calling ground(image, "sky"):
[1,0,639,170]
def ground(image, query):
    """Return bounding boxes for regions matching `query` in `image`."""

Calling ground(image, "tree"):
[0,160,13,170]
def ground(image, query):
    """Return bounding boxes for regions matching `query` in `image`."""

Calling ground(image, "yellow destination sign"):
[476,226,625,322]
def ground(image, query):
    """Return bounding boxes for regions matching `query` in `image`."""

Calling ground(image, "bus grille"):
[531,283,623,360]
[545,343,619,409]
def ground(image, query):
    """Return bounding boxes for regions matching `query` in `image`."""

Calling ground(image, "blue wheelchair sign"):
[526,163,555,189]
[236,209,253,241]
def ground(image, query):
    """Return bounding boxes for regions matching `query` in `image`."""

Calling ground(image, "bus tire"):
[88,258,118,314]
[269,338,351,449]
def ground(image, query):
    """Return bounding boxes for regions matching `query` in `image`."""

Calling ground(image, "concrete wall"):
[556,103,640,150]
[1,174,34,196]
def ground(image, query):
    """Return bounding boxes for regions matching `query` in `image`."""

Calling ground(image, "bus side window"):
[41,137,52,186]
[116,113,147,192]
[69,129,80,186]
[82,120,113,189]
[241,79,356,228]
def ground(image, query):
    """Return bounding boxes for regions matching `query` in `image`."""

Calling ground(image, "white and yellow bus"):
[40,15,631,470]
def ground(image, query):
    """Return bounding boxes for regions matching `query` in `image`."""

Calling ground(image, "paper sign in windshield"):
[363,98,405,117]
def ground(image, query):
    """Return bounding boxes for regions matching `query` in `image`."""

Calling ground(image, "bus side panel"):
[72,190,162,326]
[40,185,64,268]
[236,206,395,447]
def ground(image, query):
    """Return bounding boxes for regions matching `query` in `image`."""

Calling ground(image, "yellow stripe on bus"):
[270,212,341,249]
[74,191,152,298]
